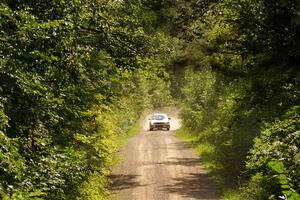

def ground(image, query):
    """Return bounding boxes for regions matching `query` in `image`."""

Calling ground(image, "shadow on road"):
[110,174,146,191]
[161,172,218,199]
[157,157,201,167]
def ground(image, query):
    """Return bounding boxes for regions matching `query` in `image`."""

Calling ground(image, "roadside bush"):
[244,107,300,199]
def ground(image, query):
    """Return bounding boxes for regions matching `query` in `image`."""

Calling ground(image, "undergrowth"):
[176,127,242,200]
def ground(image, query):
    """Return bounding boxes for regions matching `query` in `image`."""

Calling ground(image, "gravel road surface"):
[111,107,219,200]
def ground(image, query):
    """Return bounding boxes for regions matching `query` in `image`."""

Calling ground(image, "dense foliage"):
[0,1,173,199]
[1,0,299,199]
[162,0,300,199]
[245,106,300,199]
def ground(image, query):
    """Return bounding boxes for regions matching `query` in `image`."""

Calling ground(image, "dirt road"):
[111,108,219,200]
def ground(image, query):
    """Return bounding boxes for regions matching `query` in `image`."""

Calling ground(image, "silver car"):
[149,113,171,131]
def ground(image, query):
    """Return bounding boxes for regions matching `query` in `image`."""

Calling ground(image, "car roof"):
[152,113,168,116]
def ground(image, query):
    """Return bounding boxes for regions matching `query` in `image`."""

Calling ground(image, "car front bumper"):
[150,124,170,129]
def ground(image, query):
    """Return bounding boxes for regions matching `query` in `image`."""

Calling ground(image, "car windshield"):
[151,115,166,120]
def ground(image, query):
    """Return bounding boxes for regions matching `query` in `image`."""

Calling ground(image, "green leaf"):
[268,160,286,173]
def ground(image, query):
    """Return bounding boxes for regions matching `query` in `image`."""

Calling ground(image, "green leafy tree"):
[0,1,174,199]
[164,0,300,197]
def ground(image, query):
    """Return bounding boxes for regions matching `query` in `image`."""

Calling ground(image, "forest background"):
[0,0,299,199]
